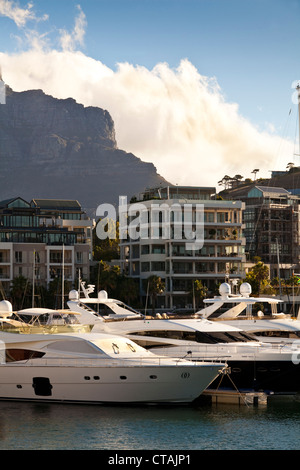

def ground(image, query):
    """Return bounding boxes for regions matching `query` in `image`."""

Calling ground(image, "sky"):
[0,0,299,188]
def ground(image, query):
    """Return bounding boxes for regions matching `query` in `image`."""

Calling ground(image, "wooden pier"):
[200,389,268,406]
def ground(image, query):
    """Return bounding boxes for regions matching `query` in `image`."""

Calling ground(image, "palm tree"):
[147,275,165,315]
[99,265,120,295]
[191,280,208,310]
[118,276,139,306]
[10,275,31,310]
[251,169,259,181]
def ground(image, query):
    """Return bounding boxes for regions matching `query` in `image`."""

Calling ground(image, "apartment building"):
[120,186,245,309]
[222,185,300,279]
[0,197,94,294]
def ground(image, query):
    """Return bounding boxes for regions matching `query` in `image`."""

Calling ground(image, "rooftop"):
[31,199,82,211]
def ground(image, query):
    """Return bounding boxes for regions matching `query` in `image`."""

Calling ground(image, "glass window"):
[151,262,165,271]
[141,262,150,272]
[141,245,150,255]
[15,251,22,263]
[204,212,214,223]
[152,245,165,254]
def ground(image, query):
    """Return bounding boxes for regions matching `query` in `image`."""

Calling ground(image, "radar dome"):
[98,290,108,301]
[219,283,231,296]
[0,300,13,317]
[69,290,79,301]
[240,282,252,296]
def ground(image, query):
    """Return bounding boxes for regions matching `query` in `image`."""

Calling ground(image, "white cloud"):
[59,5,87,51]
[0,0,48,27]
[0,3,294,187]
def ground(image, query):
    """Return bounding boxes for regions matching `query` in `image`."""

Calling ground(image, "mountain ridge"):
[0,85,169,214]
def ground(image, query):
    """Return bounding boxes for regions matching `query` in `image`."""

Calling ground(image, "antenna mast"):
[297,84,300,156]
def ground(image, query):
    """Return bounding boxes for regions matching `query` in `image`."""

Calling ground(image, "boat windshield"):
[130,330,258,343]
[12,312,81,326]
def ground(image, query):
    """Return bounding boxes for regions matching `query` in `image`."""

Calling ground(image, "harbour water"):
[0,398,299,452]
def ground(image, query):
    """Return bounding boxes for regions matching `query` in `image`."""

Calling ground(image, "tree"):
[118,276,139,306]
[190,280,208,309]
[99,261,120,295]
[10,276,49,309]
[287,162,295,171]
[245,260,270,295]
[218,175,232,190]
[10,275,30,310]
[251,169,259,181]
[47,277,72,309]
[93,219,120,261]
[231,175,244,187]
[146,275,165,315]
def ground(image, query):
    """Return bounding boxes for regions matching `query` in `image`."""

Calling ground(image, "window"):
[131,330,257,344]
[204,212,214,223]
[141,262,150,272]
[7,199,30,208]
[152,245,165,254]
[151,261,165,271]
[126,343,136,353]
[217,212,228,223]
[6,349,45,362]
[141,245,150,255]
[15,251,22,263]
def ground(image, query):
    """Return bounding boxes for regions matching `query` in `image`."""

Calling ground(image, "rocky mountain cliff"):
[0,86,168,214]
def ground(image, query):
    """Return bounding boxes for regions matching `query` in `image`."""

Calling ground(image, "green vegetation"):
[144,275,165,315]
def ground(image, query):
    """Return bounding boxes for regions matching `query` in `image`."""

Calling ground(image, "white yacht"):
[0,330,224,404]
[0,300,92,334]
[197,282,300,345]
[66,283,300,395]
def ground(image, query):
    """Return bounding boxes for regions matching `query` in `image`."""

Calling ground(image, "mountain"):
[0,85,168,214]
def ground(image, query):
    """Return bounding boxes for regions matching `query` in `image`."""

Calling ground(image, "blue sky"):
[0,0,299,185]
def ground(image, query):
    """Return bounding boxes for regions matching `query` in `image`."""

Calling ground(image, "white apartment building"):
[0,197,94,293]
[120,186,246,310]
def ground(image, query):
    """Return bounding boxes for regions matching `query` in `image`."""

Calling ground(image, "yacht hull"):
[208,359,300,393]
[148,345,300,394]
[0,362,223,404]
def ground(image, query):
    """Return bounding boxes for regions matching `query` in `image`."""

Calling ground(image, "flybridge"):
[198,282,283,320]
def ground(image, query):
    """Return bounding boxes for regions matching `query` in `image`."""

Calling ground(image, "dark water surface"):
[0,399,299,451]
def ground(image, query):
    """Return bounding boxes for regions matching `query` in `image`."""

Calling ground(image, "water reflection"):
[0,401,299,450]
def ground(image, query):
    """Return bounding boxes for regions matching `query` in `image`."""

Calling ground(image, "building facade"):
[225,185,300,279]
[0,197,94,294]
[120,186,245,310]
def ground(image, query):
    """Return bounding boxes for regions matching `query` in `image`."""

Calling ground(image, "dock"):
[200,389,268,406]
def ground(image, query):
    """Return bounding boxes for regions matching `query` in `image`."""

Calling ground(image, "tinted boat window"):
[131,330,258,343]
[6,349,45,362]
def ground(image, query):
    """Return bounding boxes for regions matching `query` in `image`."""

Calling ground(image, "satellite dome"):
[0,300,13,317]
[240,282,252,296]
[219,283,231,296]
[98,290,108,301]
[69,290,79,301]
